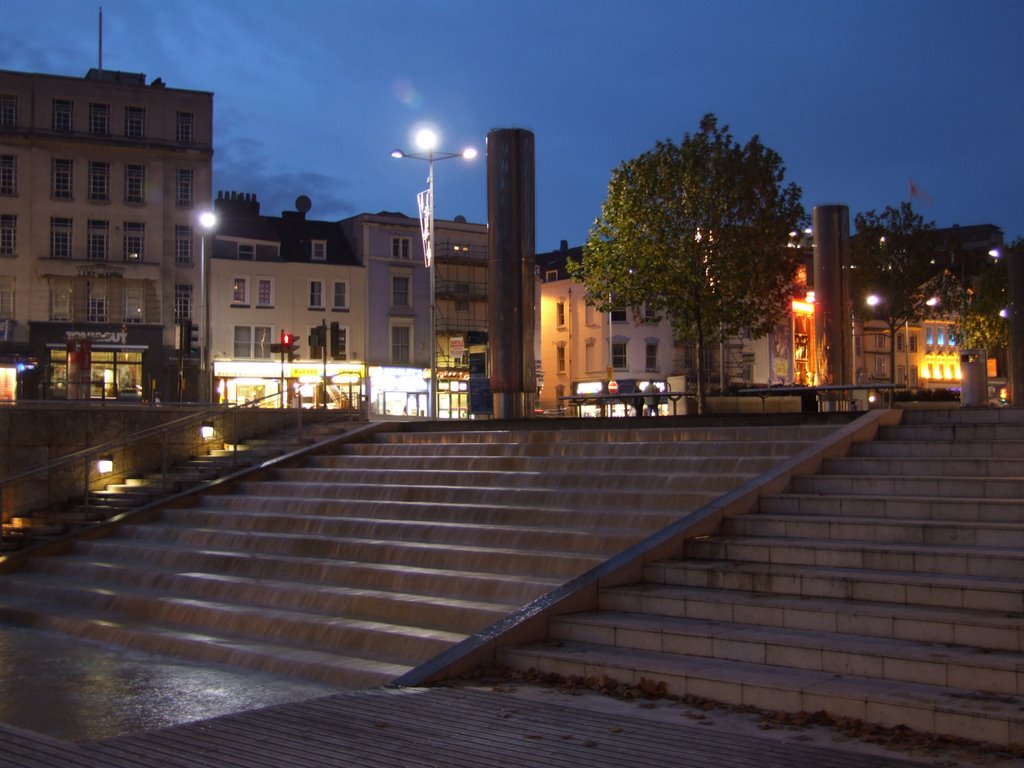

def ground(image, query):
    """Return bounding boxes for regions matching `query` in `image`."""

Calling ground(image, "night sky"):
[4,0,1022,250]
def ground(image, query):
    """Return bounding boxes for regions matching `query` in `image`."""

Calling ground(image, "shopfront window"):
[47,348,143,400]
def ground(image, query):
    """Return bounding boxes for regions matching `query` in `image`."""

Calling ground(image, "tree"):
[851,202,945,385]
[569,114,805,414]
[956,237,1016,368]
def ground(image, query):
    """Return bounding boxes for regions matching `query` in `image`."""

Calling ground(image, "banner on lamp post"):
[417,189,432,267]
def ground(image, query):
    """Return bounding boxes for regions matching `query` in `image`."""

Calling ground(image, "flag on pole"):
[417,189,432,267]
[908,177,932,205]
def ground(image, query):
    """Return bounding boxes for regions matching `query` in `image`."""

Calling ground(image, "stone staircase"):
[0,419,836,689]
[497,407,1024,747]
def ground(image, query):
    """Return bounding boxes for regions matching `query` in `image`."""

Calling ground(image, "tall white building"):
[0,67,212,401]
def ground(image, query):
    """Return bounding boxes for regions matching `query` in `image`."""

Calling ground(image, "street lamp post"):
[391,129,477,419]
[198,210,217,403]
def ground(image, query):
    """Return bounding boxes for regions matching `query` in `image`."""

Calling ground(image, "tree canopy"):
[569,114,805,413]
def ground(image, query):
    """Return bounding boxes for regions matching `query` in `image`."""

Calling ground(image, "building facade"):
[340,211,488,418]
[208,192,367,409]
[0,67,213,402]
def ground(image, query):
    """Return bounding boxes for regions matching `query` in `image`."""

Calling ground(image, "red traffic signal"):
[281,331,294,346]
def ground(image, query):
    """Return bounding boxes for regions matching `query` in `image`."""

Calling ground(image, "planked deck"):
[1,686,930,768]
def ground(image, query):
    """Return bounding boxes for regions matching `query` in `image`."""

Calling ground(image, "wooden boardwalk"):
[1,686,927,768]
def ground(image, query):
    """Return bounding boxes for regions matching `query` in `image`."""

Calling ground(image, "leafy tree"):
[851,202,945,383]
[959,238,1014,356]
[569,114,805,414]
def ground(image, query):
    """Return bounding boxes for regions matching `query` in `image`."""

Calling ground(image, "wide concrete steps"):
[496,408,1024,748]
[1,419,833,688]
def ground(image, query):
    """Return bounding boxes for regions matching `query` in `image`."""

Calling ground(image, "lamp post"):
[391,128,477,419]
[197,210,217,403]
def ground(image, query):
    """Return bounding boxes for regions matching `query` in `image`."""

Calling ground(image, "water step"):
[759,493,1024,523]
[790,473,1024,498]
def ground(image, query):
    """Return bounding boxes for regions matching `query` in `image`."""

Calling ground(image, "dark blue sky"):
[4,0,1022,250]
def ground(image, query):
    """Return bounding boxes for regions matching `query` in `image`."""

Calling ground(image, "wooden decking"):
[1,686,927,768]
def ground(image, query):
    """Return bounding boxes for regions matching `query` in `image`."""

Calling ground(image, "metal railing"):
[0,392,363,531]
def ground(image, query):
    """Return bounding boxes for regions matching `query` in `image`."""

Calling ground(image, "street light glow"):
[199,211,217,229]
[415,128,438,151]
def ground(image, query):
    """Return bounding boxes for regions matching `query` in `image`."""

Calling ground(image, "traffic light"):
[281,331,299,362]
[309,324,326,359]
[178,321,197,357]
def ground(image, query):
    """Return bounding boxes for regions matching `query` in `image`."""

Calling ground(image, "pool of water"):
[0,623,340,743]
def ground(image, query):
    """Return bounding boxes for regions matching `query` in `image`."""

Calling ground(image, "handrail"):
[0,391,363,527]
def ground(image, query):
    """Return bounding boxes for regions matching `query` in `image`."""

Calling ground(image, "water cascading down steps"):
[496,408,1024,748]
[0,420,834,689]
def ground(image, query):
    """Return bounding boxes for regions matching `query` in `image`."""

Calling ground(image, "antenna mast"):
[98,6,103,71]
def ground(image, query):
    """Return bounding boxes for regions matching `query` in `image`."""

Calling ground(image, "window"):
[175,225,193,264]
[237,244,254,260]
[545,269,558,281]
[0,155,16,195]
[257,278,274,307]
[896,333,904,353]
[585,304,597,326]
[52,158,73,199]
[0,277,13,319]
[391,325,411,363]
[232,276,248,305]
[645,342,658,371]
[174,284,193,323]
[232,325,273,358]
[176,111,195,144]
[0,94,16,127]
[0,215,15,255]
[556,301,566,327]
[123,222,145,261]
[88,161,110,201]
[124,106,146,138]
[87,220,109,260]
[50,218,72,259]
[909,333,918,353]
[873,355,887,376]
[644,305,658,323]
[86,281,107,322]
[88,102,110,135]
[874,332,886,350]
[455,298,469,313]
[176,169,194,207]
[52,99,73,132]
[233,326,252,358]
[610,307,627,323]
[556,344,566,374]
[332,325,348,359]
[123,282,143,323]
[253,326,272,358]
[125,164,145,203]
[49,279,72,321]
[612,340,627,370]
[332,281,347,309]
[311,240,326,261]
[392,275,410,307]
[392,237,411,260]
[309,280,324,308]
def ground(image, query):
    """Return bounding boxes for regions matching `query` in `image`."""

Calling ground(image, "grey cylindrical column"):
[1007,250,1024,406]
[487,128,536,419]
[812,205,852,385]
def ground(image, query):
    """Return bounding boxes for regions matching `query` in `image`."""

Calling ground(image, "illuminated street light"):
[391,129,477,419]
[198,210,218,403]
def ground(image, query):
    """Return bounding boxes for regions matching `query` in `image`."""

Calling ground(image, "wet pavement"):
[0,622,339,743]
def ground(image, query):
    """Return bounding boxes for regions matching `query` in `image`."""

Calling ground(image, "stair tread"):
[500,639,1024,721]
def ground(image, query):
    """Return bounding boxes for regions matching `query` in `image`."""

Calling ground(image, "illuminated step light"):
[200,421,215,440]
[96,456,114,475]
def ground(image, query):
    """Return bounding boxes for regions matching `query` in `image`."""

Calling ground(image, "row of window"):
[229,274,349,312]
[0,154,195,207]
[48,278,149,324]
[552,339,661,375]
[0,93,196,143]
[231,324,348,360]
[0,215,196,263]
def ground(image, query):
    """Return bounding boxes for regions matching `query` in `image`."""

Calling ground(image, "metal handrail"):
[0,391,361,527]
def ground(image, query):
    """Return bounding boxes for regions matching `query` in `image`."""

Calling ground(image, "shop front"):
[367,365,428,417]
[38,326,164,401]
[213,359,366,411]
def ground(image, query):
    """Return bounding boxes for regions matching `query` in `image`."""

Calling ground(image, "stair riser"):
[723,517,1024,548]
[684,540,1023,580]
[347,441,814,459]
[546,618,1023,695]
[647,562,1024,614]
[312,455,784,474]
[758,495,1024,523]
[790,475,1024,498]
[597,590,1024,652]
[495,646,1024,746]
[823,457,1024,477]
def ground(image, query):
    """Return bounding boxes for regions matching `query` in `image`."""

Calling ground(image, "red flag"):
[908,177,932,205]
